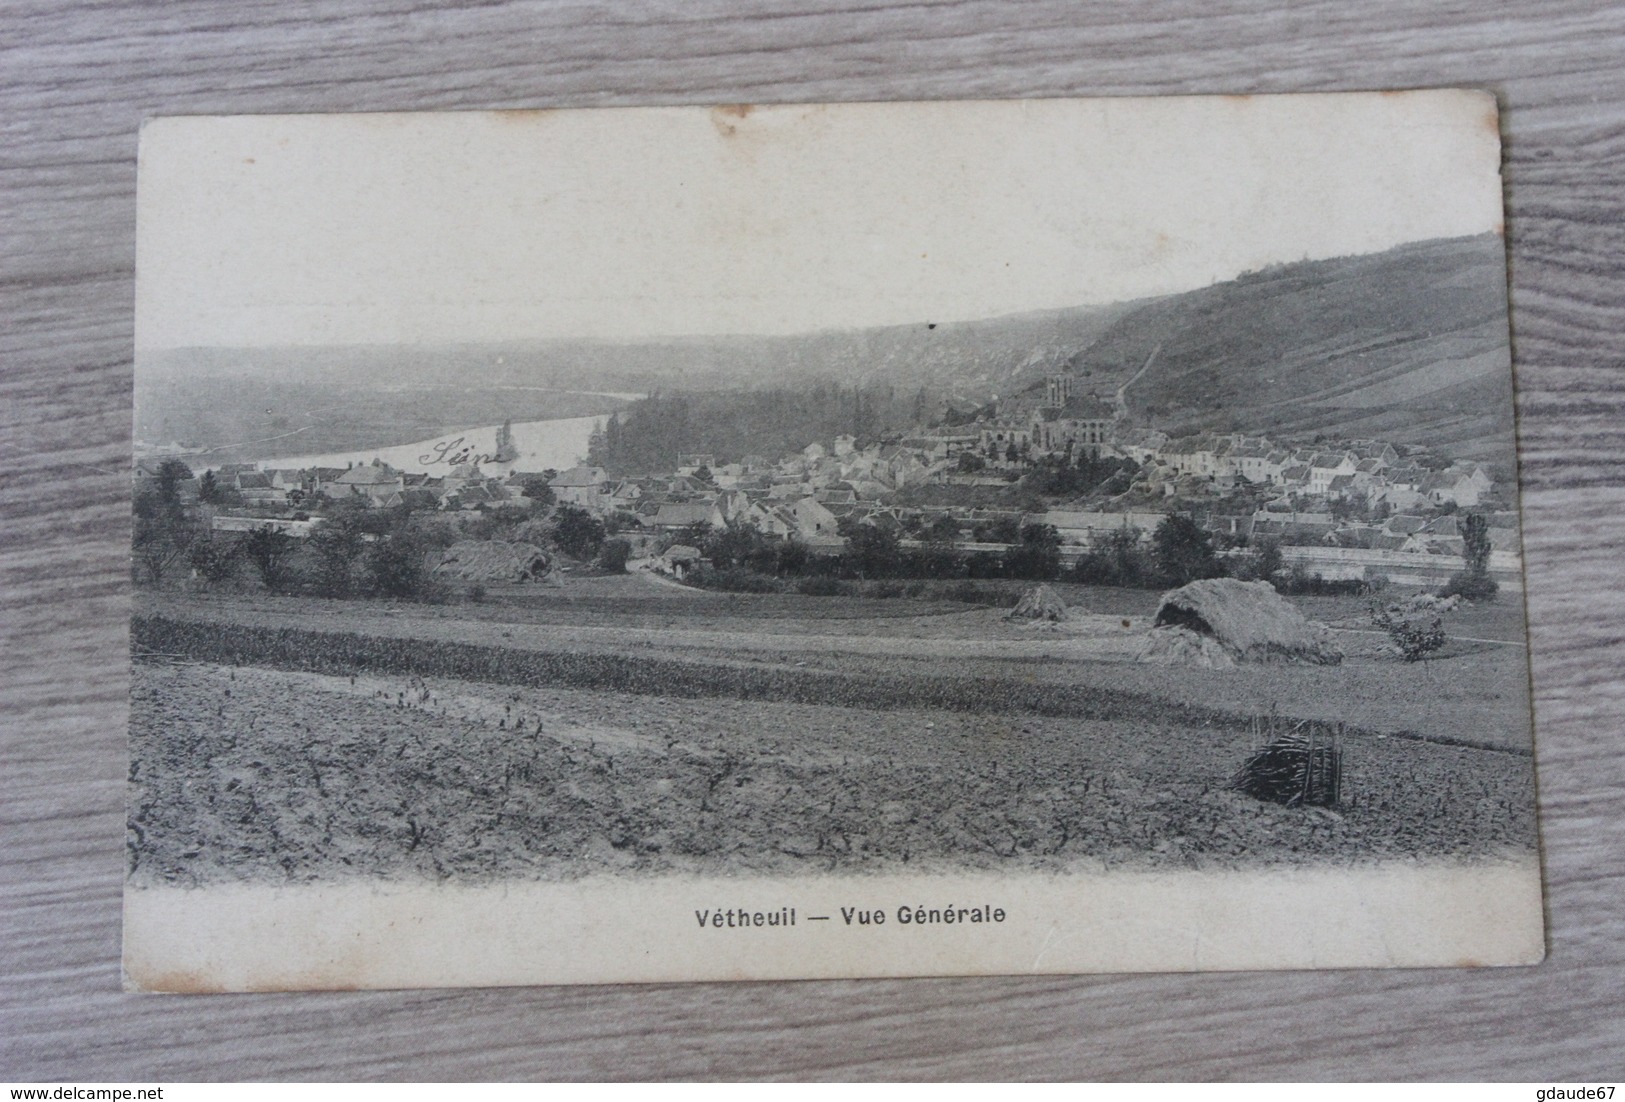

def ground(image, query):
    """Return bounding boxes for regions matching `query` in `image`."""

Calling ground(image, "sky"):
[134,92,1503,352]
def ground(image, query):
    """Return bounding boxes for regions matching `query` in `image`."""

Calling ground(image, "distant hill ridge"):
[139,233,1514,466]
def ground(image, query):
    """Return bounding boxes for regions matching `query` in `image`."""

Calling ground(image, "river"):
[272,413,612,476]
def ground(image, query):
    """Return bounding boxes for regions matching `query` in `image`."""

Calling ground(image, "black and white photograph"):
[122,95,1543,990]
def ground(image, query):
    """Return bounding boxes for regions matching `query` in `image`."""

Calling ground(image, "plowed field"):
[128,587,1538,886]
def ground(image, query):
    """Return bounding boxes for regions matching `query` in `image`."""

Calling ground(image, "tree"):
[598,537,632,574]
[702,522,766,571]
[1104,526,1148,585]
[364,529,422,601]
[1072,525,1150,588]
[775,538,810,576]
[956,452,986,474]
[1462,512,1492,575]
[186,536,239,583]
[519,475,556,509]
[242,525,297,591]
[549,505,605,561]
[132,470,199,586]
[1328,495,1361,523]
[678,520,716,550]
[1003,523,1062,580]
[842,523,901,579]
[308,519,364,597]
[1153,514,1224,586]
[1441,512,1498,600]
[154,459,193,502]
[922,513,960,544]
[1235,536,1284,586]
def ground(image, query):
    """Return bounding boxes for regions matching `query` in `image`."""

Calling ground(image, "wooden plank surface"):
[4,0,1623,1080]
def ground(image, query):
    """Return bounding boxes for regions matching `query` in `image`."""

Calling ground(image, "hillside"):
[1092,234,1514,464]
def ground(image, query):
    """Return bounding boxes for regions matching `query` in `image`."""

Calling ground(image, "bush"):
[1370,604,1447,662]
[1440,570,1498,602]
[362,527,444,601]
[598,537,632,574]
[187,537,240,584]
[467,583,487,603]
[964,550,1004,579]
[1152,514,1225,586]
[1231,538,1283,585]
[775,539,811,576]
[797,575,845,597]
[1069,527,1152,589]
[1002,523,1062,581]
[1277,564,1371,597]
[841,524,901,579]
[242,525,297,592]
[948,580,995,605]
[695,567,784,594]
[308,522,363,597]
[549,505,605,561]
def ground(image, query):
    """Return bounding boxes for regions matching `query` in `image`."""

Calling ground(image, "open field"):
[135,583,1537,752]
[129,660,1535,887]
[128,584,1537,886]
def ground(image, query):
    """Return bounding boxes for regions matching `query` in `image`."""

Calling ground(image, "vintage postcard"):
[125,94,1543,991]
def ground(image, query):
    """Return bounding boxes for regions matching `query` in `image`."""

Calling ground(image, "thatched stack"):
[1006,584,1069,622]
[1137,625,1235,668]
[431,539,551,583]
[1137,578,1341,666]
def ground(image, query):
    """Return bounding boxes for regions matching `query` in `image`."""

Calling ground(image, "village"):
[134,371,1520,593]
[127,366,1539,886]
[128,373,1538,889]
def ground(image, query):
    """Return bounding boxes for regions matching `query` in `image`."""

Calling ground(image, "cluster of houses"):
[137,458,526,513]
[1119,429,1496,512]
[136,372,1512,565]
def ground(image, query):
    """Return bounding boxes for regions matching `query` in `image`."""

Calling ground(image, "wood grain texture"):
[4,0,1623,1081]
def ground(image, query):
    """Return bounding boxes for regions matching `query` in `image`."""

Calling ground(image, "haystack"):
[1137,578,1341,666]
[432,539,551,583]
[1007,584,1069,622]
[1137,625,1235,668]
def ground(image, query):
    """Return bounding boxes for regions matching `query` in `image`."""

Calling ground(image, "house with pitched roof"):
[233,470,283,506]
[784,496,841,542]
[549,465,609,511]
[651,500,726,532]
[329,461,406,506]
[1307,452,1358,495]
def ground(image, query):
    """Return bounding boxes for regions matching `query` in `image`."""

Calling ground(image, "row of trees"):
[585,385,921,474]
[679,512,1242,591]
[681,507,1500,601]
[174,515,444,599]
[135,478,634,599]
